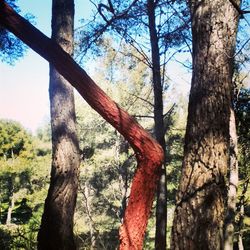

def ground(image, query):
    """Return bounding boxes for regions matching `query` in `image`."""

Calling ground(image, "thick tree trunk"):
[171,1,240,249]
[0,2,164,249]
[37,1,80,249]
[147,1,167,249]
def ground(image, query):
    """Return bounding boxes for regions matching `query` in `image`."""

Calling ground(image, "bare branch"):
[228,0,250,15]
[128,92,154,107]
[133,115,154,119]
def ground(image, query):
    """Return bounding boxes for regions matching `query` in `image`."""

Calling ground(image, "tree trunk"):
[171,1,240,249]
[0,3,164,249]
[238,203,245,250]
[147,1,167,249]
[237,178,249,250]
[82,182,97,250]
[6,193,15,225]
[224,108,239,250]
[37,1,80,249]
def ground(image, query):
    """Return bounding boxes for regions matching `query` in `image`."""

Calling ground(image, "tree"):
[171,0,240,249]
[77,1,190,247]
[0,120,52,249]
[73,45,155,248]
[36,0,81,249]
[0,119,34,159]
[224,108,239,249]
[235,87,250,248]
[0,120,34,226]
[0,2,164,249]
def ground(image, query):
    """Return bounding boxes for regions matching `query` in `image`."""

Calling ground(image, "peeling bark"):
[0,2,164,249]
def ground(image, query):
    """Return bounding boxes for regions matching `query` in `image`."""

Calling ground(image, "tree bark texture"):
[0,2,164,249]
[171,0,240,249]
[37,1,80,249]
[147,1,167,249]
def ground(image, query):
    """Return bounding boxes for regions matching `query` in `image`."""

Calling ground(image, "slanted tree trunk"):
[37,0,80,249]
[171,0,240,249]
[224,108,239,250]
[147,1,166,249]
[0,3,164,249]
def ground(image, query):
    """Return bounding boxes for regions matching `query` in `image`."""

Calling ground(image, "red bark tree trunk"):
[0,2,164,249]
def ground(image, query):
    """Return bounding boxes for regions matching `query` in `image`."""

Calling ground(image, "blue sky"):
[1,1,250,134]
[0,0,192,135]
[0,0,93,133]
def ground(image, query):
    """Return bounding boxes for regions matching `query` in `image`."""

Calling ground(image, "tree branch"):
[228,0,250,15]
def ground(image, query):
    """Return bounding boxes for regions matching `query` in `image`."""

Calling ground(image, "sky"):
[1,2,250,134]
[0,0,192,134]
[0,0,93,133]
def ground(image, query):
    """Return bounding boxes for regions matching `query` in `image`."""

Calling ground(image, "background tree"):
[235,86,250,248]
[0,119,51,249]
[63,37,185,249]
[0,120,34,226]
[74,41,153,248]
[37,0,81,249]
[171,0,240,249]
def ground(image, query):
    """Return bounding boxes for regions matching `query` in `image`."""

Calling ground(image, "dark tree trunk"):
[37,1,80,249]
[0,2,164,249]
[147,1,167,249]
[171,0,240,249]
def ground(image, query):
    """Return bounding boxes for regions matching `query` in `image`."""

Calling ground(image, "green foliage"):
[75,94,137,249]
[74,40,155,248]
[73,39,187,248]
[0,119,51,249]
[34,123,52,156]
[234,86,250,248]
[0,120,35,159]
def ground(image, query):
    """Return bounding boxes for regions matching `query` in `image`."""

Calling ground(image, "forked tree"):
[0,1,164,249]
[171,0,240,249]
